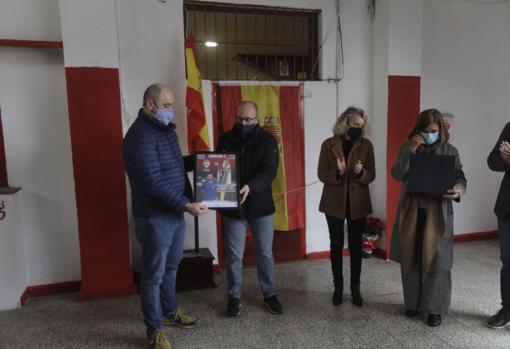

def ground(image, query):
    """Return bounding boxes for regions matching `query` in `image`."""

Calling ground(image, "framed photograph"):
[194,152,240,209]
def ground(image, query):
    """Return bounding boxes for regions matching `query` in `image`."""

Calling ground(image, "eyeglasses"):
[236,116,257,125]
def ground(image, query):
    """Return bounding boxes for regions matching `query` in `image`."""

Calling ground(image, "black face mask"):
[347,127,362,140]
[235,123,256,139]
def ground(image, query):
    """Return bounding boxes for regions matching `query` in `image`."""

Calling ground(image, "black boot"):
[427,313,441,327]
[351,285,363,307]
[332,286,343,306]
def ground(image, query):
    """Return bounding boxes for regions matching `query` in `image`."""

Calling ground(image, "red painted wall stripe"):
[386,76,421,258]
[0,109,8,187]
[65,67,136,300]
[0,39,63,49]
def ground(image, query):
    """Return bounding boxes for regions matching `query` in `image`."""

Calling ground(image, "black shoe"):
[263,295,283,314]
[332,288,343,306]
[351,286,363,307]
[427,314,441,327]
[405,309,419,317]
[487,308,510,329]
[227,297,241,317]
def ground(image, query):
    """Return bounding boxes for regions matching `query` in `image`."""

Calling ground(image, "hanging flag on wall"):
[213,83,305,231]
[185,33,210,152]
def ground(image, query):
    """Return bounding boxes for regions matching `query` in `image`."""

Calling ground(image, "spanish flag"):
[213,84,305,231]
[185,33,210,152]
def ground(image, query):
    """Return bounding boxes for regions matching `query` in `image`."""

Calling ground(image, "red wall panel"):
[386,76,421,257]
[65,67,136,300]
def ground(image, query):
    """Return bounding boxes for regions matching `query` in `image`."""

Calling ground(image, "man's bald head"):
[236,101,258,125]
[142,83,174,116]
[237,101,258,117]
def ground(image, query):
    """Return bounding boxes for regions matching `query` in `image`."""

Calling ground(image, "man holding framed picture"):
[217,100,283,317]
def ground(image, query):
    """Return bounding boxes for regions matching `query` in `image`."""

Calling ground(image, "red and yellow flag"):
[214,84,305,231]
[185,33,210,152]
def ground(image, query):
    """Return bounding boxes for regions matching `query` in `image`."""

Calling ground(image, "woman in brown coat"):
[318,106,376,307]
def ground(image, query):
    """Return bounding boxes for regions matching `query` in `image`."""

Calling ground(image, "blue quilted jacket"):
[123,109,192,217]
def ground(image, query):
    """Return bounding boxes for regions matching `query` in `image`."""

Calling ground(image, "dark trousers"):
[325,214,365,288]
[498,216,510,311]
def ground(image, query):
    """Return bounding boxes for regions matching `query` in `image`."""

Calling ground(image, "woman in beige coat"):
[318,106,375,307]
[390,109,466,327]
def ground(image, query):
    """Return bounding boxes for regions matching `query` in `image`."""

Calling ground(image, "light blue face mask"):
[154,107,175,126]
[421,131,439,145]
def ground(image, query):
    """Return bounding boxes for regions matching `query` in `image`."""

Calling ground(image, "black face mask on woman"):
[347,127,362,140]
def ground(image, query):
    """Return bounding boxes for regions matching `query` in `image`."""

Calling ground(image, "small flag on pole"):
[185,32,210,152]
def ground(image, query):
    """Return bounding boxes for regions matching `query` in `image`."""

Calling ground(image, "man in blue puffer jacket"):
[123,83,209,349]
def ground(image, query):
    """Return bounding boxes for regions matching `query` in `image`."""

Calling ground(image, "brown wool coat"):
[318,135,376,220]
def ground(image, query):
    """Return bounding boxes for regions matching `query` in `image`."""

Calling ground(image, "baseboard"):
[20,281,81,305]
[454,231,498,242]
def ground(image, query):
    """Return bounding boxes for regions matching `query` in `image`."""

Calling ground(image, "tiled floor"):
[0,239,508,348]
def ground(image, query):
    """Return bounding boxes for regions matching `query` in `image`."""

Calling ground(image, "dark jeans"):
[498,216,510,311]
[134,214,185,338]
[325,214,365,288]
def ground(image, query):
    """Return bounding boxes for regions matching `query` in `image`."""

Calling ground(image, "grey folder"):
[407,153,455,196]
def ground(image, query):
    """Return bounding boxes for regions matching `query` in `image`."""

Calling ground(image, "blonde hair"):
[332,106,368,137]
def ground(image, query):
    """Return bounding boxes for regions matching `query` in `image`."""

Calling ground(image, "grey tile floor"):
[0,239,508,348]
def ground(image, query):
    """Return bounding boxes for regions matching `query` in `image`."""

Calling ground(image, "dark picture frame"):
[194,152,240,209]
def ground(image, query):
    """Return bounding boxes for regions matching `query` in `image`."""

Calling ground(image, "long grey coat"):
[390,141,467,272]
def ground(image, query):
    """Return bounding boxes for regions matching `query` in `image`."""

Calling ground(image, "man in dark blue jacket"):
[123,83,209,349]
[217,101,283,317]
[487,123,510,330]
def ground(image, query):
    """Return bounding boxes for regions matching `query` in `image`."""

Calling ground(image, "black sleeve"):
[183,155,194,172]
[246,135,279,193]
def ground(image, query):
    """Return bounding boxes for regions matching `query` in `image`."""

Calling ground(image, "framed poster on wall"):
[194,152,239,209]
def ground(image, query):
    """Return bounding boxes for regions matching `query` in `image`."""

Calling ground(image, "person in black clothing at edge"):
[487,122,510,329]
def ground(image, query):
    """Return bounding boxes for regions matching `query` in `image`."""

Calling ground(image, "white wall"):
[0,192,28,310]
[421,0,510,234]
[370,0,390,249]
[304,81,337,252]
[0,0,62,41]
[388,0,423,76]
[0,0,80,290]
[0,46,80,285]
[59,0,119,68]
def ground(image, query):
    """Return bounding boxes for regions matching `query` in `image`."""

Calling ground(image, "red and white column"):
[59,0,136,300]
[372,0,423,258]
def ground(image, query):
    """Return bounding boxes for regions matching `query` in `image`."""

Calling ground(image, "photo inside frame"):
[195,152,239,209]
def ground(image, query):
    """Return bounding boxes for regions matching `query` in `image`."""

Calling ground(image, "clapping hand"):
[337,157,346,176]
[499,141,510,164]
[354,160,363,175]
